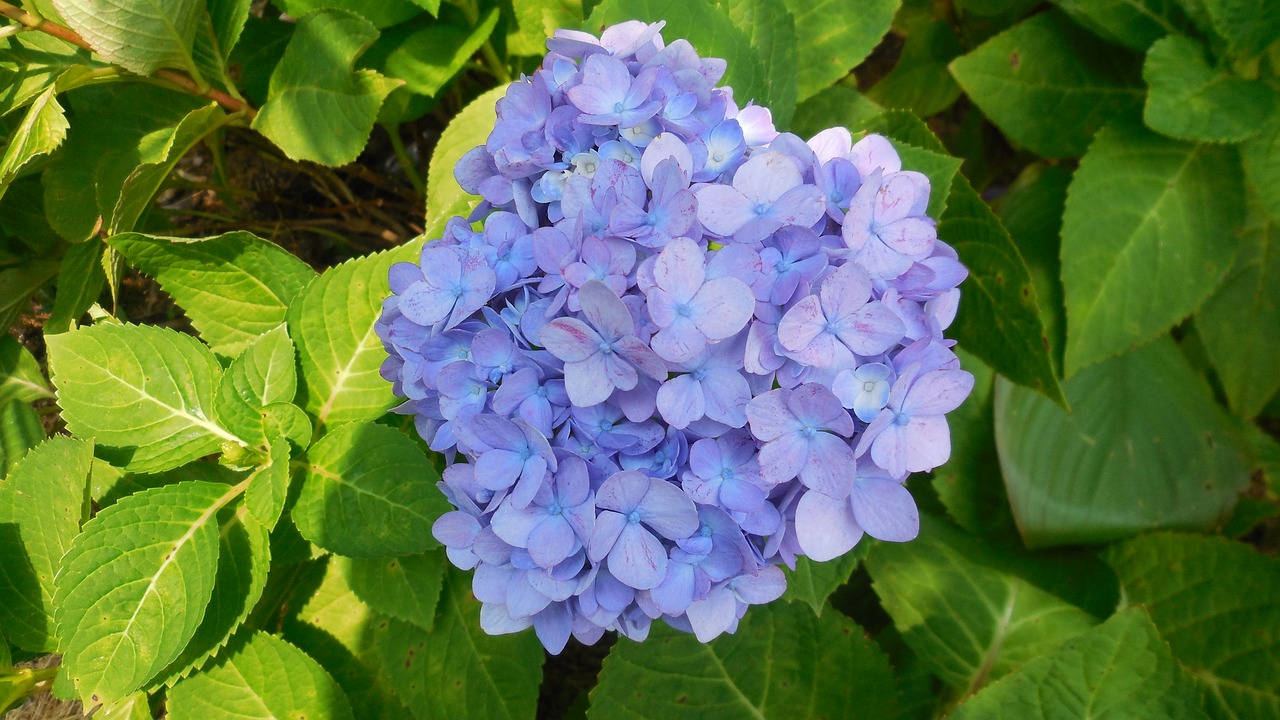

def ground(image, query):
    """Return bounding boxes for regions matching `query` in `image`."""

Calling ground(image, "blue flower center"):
[676,303,692,318]
[626,510,642,524]
[548,502,564,516]
[894,412,910,426]
[863,381,877,393]
[598,341,614,355]
[753,203,769,216]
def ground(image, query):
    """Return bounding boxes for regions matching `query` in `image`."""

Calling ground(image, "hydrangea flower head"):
[376,20,972,653]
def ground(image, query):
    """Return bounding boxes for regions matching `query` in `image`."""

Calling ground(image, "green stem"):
[383,124,425,196]
[481,41,512,84]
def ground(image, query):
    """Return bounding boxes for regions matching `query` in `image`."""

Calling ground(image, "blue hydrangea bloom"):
[375,20,973,654]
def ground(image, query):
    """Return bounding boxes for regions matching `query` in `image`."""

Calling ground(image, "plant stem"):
[481,41,512,84]
[0,0,257,118]
[383,124,425,196]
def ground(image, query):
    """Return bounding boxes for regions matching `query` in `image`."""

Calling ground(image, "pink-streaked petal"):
[795,491,863,562]
[836,302,906,356]
[879,217,937,258]
[787,383,854,436]
[905,369,975,415]
[745,388,797,442]
[616,336,669,381]
[767,184,826,229]
[876,171,930,223]
[734,151,802,204]
[777,295,826,353]
[596,470,652,513]
[578,280,634,338]
[651,317,707,363]
[638,479,699,539]
[689,277,755,340]
[656,374,706,429]
[693,184,756,236]
[758,433,808,486]
[653,237,706,301]
[799,432,857,499]
[603,353,639,393]
[641,132,694,185]
[852,477,919,542]
[539,318,601,362]
[588,510,628,563]
[609,524,668,589]
[819,263,872,321]
[850,134,901,176]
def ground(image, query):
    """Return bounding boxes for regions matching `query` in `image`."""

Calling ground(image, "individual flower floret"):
[746,384,857,498]
[589,470,699,589]
[645,237,754,362]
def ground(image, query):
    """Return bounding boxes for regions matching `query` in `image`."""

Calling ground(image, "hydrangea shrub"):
[376,21,973,652]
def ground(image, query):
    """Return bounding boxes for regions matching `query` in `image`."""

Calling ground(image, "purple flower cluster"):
[376,21,973,653]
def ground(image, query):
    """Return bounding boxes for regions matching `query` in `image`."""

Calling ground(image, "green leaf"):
[288,245,413,427]
[285,557,411,719]
[43,84,205,242]
[111,103,230,234]
[294,422,446,557]
[0,32,107,117]
[949,608,1205,720]
[339,550,444,631]
[245,437,291,529]
[1143,35,1277,143]
[867,15,964,117]
[153,504,270,687]
[46,239,106,334]
[425,86,503,228]
[1242,118,1280,220]
[168,630,354,720]
[1060,120,1243,375]
[54,480,240,706]
[949,11,1144,158]
[209,0,251,58]
[276,0,425,28]
[784,0,899,102]
[589,0,796,127]
[0,401,43,479]
[994,337,1251,547]
[1201,0,1280,59]
[888,139,963,218]
[0,260,58,333]
[227,16,294,105]
[1198,198,1280,419]
[47,322,244,473]
[942,172,1066,406]
[787,85,884,140]
[865,516,1098,693]
[930,351,1019,540]
[1105,533,1280,719]
[378,568,544,720]
[1050,0,1192,51]
[508,0,582,56]
[0,86,67,202]
[0,336,52,405]
[52,0,202,76]
[215,325,298,444]
[781,548,864,616]
[110,231,316,356]
[588,600,896,719]
[363,6,499,99]
[252,9,402,166]
[0,436,92,652]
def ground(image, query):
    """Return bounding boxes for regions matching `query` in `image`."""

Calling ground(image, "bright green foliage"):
[589,600,896,719]
[0,336,52,405]
[287,245,413,427]
[47,323,245,473]
[366,7,500,99]
[781,547,864,616]
[51,0,202,76]
[215,325,299,444]
[0,86,67,201]
[376,568,544,720]
[950,11,1144,158]
[0,436,92,652]
[1143,35,1277,143]
[1106,533,1280,719]
[995,337,1250,547]
[508,0,582,56]
[425,86,503,228]
[46,240,106,334]
[167,630,354,720]
[1050,0,1191,50]
[941,173,1066,406]
[784,0,900,102]
[341,550,445,631]
[0,401,43,478]
[153,504,270,687]
[252,9,402,166]
[948,609,1205,720]
[54,481,236,707]
[294,422,446,557]
[208,0,251,58]
[110,232,316,356]
[866,517,1098,693]
[245,437,291,529]
[1198,199,1280,419]
[589,0,797,127]
[276,0,424,29]
[0,32,106,117]
[1060,120,1243,376]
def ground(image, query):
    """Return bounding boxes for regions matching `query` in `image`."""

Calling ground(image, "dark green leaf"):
[949,608,1205,720]
[364,7,499,99]
[0,336,52,406]
[1050,0,1192,50]
[784,0,900,101]
[46,239,105,334]
[294,422,446,557]
[340,550,445,631]
[1143,35,1277,143]
[949,11,1144,158]
[0,260,58,332]
[1105,533,1280,719]
[0,436,92,652]
[781,547,864,616]
[1201,0,1280,59]
[0,401,43,479]
[589,600,896,719]
[867,15,964,117]
[1242,118,1280,220]
[711,0,799,129]
[110,231,316,356]
[995,337,1251,547]
[252,9,402,166]
[787,85,884,140]
[275,0,425,28]
[1060,120,1243,375]
[942,172,1066,406]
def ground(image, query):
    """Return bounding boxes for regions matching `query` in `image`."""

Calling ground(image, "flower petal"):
[851,477,919,542]
[795,491,862,562]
